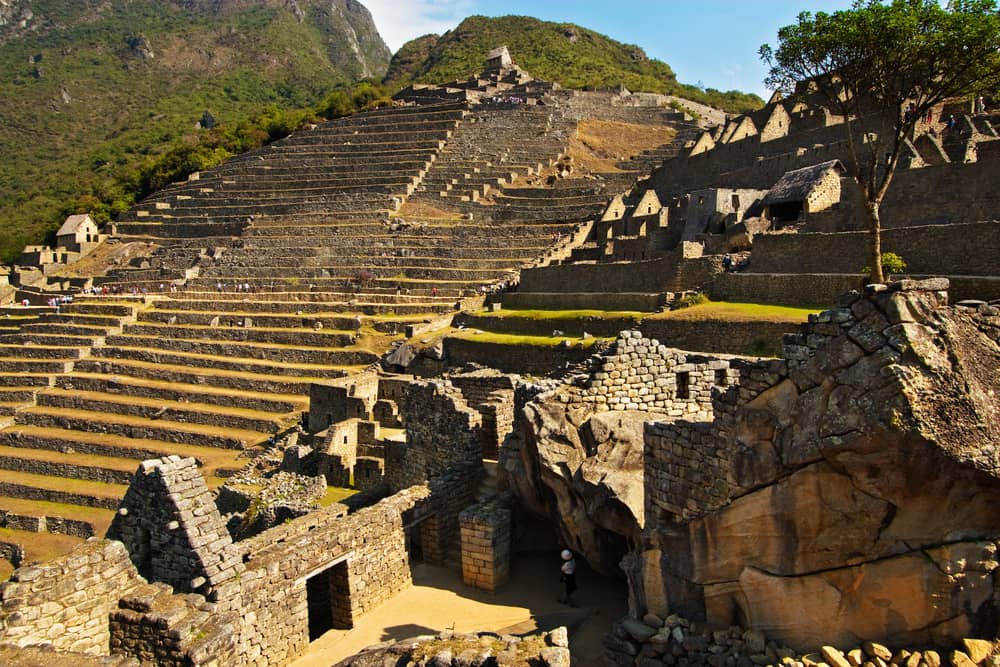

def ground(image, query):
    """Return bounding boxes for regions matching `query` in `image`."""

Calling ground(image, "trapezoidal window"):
[676,372,690,400]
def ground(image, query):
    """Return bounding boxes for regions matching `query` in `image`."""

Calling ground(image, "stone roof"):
[763,160,845,205]
[56,213,94,237]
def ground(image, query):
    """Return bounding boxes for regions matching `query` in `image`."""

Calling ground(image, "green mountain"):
[0,0,390,262]
[384,15,764,115]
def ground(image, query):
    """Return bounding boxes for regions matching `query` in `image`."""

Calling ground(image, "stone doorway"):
[306,560,352,641]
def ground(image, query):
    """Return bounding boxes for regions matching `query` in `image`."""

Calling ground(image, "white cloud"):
[363,0,478,52]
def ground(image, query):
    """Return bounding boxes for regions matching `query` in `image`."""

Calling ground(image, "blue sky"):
[363,1,856,98]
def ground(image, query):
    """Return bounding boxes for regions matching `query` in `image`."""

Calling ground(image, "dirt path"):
[290,551,627,667]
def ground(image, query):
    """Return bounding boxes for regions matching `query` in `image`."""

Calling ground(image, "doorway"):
[306,560,352,640]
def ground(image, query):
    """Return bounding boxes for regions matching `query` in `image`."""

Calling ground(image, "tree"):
[760,0,1000,283]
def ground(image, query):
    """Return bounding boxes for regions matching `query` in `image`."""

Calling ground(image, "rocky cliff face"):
[0,1,389,75]
[505,279,1000,651]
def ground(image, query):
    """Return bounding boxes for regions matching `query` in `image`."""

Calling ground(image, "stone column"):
[459,500,511,591]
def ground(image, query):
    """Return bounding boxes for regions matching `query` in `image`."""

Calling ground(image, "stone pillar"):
[459,500,511,591]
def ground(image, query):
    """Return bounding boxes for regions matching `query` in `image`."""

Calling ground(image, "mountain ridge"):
[0,0,390,261]
[384,15,764,116]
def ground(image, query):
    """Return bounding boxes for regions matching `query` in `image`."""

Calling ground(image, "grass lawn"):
[647,301,819,323]
[471,308,647,320]
[319,486,357,506]
[449,330,612,347]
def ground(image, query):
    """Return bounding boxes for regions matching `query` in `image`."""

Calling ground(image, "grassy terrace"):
[469,308,648,320]
[448,330,612,347]
[644,301,820,323]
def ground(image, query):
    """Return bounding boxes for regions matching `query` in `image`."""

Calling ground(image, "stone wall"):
[443,337,599,376]
[501,291,666,311]
[710,272,861,308]
[804,160,1000,231]
[384,380,483,492]
[450,371,517,459]
[634,279,1000,650]
[518,254,721,294]
[575,331,737,420]
[307,372,379,433]
[107,456,244,609]
[231,486,429,665]
[0,540,144,655]
[639,317,800,357]
[747,221,1000,276]
[459,498,511,591]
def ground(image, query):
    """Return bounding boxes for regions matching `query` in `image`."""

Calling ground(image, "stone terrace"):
[0,77,711,566]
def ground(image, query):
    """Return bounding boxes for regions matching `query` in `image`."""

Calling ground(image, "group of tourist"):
[45,294,73,311]
[216,281,258,293]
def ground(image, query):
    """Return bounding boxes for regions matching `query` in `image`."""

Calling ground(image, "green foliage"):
[385,16,764,114]
[674,292,710,309]
[863,252,908,277]
[0,0,390,262]
[761,0,1000,283]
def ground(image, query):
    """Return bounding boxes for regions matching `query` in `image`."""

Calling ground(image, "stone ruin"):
[1,278,998,666]
[0,43,999,667]
[498,278,1000,660]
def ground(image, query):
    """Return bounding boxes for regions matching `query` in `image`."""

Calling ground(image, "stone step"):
[89,345,355,382]
[59,303,138,317]
[19,322,113,336]
[137,309,362,331]
[0,401,30,417]
[34,387,292,434]
[0,388,39,402]
[38,313,126,327]
[0,495,115,538]
[0,469,129,510]
[119,322,356,348]
[0,343,88,360]
[0,333,100,348]
[73,356,345,395]
[56,373,305,414]
[101,333,377,367]
[0,357,74,373]
[0,374,53,388]
[15,406,262,450]
[0,444,137,485]
[0,526,87,569]
[0,425,245,473]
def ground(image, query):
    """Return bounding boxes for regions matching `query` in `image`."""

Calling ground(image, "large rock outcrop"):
[504,278,1000,651]
[638,279,1000,650]
[501,334,735,575]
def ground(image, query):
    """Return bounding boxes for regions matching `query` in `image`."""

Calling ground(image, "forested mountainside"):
[385,15,764,115]
[0,0,390,261]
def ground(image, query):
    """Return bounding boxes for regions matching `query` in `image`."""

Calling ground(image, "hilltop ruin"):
[0,48,998,667]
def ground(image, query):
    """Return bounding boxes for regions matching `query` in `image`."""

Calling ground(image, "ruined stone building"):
[0,44,999,667]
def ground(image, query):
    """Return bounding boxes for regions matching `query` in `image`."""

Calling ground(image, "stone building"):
[761,159,845,224]
[56,214,102,253]
[484,45,513,73]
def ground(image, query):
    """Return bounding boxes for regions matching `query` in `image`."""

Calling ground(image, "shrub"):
[674,292,709,309]
[863,252,908,280]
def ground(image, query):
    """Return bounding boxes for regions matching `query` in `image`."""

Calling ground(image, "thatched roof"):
[763,160,845,205]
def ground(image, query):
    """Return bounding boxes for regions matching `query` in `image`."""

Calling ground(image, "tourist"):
[558,549,577,605]
[723,254,733,271]
[946,114,956,131]
[976,96,986,114]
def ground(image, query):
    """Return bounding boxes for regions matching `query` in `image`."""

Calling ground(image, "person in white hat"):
[559,549,577,605]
